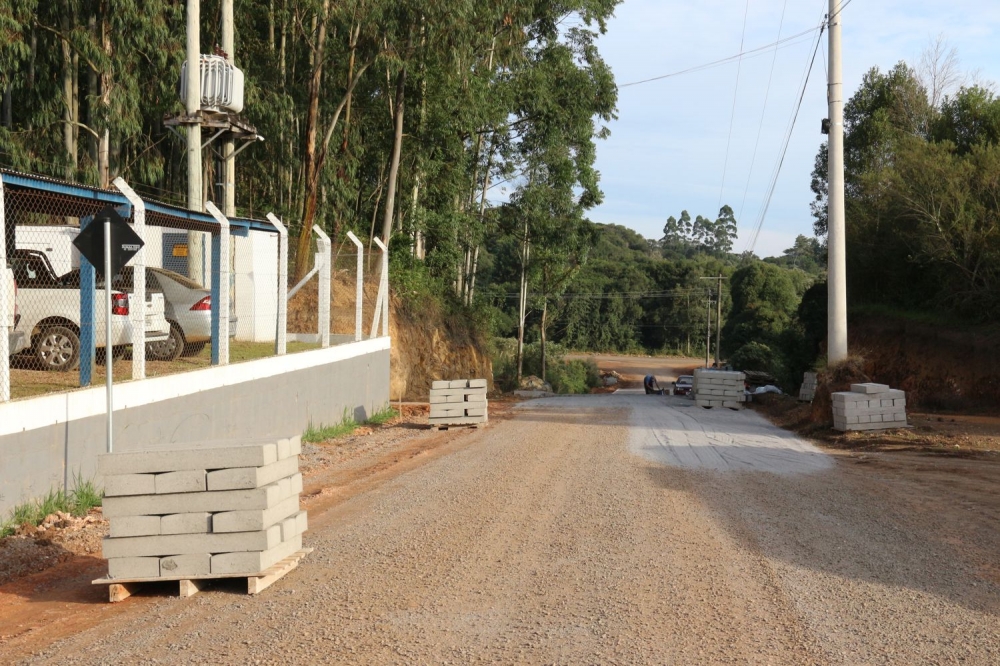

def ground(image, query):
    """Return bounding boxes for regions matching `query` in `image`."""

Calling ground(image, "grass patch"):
[365,406,398,426]
[0,474,103,538]
[302,405,399,443]
[303,413,359,443]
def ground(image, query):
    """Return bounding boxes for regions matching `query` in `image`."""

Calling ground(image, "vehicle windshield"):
[676,376,694,384]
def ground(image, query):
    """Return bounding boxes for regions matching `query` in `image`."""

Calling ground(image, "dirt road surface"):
[4,388,1000,663]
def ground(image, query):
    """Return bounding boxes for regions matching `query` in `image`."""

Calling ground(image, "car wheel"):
[148,323,184,362]
[35,325,81,372]
[97,345,129,365]
[180,341,207,357]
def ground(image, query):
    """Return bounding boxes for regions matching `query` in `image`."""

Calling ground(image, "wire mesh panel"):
[1,176,151,399]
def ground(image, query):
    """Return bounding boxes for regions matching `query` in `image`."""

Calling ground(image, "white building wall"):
[234,231,278,342]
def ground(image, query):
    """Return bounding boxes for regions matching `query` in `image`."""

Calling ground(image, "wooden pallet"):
[430,422,486,431]
[93,548,313,603]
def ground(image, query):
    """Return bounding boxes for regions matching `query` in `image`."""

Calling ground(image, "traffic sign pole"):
[105,219,114,454]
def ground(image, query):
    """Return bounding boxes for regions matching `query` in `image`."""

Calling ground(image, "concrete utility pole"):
[221,0,235,217]
[701,275,724,368]
[186,0,204,283]
[705,298,712,368]
[827,0,848,363]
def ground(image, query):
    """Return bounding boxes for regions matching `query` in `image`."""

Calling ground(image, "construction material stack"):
[832,383,908,431]
[798,372,818,402]
[693,368,746,409]
[98,437,306,580]
[429,379,488,428]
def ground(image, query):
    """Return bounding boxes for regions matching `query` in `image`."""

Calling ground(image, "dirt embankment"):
[288,269,492,402]
[847,315,1000,413]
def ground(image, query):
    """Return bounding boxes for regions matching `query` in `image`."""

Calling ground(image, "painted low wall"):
[0,337,390,517]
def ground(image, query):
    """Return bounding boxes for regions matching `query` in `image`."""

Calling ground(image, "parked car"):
[9,249,169,371]
[3,265,27,356]
[108,266,238,361]
[673,374,694,396]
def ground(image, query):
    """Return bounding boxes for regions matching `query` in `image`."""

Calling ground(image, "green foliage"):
[662,205,739,259]
[720,261,798,356]
[303,409,359,443]
[0,474,103,538]
[548,358,601,394]
[728,341,786,380]
[365,406,399,426]
[810,61,1000,322]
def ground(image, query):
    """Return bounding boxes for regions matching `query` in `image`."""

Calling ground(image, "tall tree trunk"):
[540,298,548,382]
[97,17,111,187]
[380,63,407,244]
[61,11,77,180]
[515,220,530,387]
[2,86,11,127]
[87,15,98,166]
[293,0,329,280]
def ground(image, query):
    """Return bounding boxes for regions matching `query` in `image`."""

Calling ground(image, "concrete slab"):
[212,494,300,533]
[211,534,302,575]
[159,553,211,577]
[206,456,299,491]
[103,482,286,518]
[108,557,160,579]
[155,470,207,494]
[160,512,213,535]
[104,474,156,497]
[98,441,278,475]
[109,515,160,538]
[103,524,282,558]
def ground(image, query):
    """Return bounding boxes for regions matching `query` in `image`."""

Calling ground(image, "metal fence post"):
[0,175,8,403]
[346,231,364,342]
[370,237,389,339]
[206,201,230,365]
[79,216,96,386]
[314,226,331,348]
[266,213,287,355]
[113,178,146,380]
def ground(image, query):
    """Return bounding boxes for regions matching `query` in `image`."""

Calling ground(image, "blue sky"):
[588,0,1000,258]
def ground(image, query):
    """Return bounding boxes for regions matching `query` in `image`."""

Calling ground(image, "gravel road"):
[11,392,1000,664]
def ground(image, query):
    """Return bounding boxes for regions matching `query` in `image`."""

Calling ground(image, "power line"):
[743,7,827,256]
[737,0,789,224]
[618,26,822,89]
[717,0,751,211]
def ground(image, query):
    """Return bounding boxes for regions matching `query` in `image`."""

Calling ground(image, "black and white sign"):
[72,206,144,279]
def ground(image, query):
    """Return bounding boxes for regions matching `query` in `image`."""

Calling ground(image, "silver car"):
[142,268,238,361]
[66,266,238,362]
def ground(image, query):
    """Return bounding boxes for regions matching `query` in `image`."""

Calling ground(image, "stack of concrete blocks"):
[798,372,818,402]
[98,438,307,580]
[430,379,488,427]
[832,383,908,431]
[693,368,746,409]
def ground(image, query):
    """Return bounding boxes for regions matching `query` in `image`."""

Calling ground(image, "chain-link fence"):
[286,231,388,348]
[2,170,388,403]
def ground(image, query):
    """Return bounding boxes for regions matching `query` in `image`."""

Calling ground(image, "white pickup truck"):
[10,249,169,371]
[3,266,27,356]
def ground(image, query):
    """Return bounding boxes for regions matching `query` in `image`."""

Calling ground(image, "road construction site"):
[1,356,999,664]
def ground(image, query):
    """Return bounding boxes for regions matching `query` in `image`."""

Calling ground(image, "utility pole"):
[827,0,848,363]
[186,0,203,283]
[705,298,712,368]
[221,0,235,217]
[700,275,724,367]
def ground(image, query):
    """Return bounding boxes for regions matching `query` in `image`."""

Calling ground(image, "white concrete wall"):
[0,337,391,516]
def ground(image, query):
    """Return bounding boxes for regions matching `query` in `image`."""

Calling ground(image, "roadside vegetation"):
[0,476,102,538]
[303,406,399,444]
